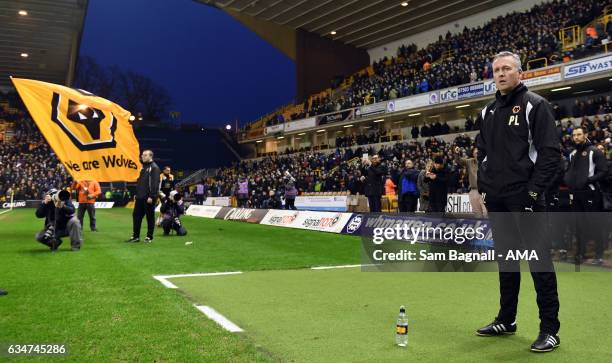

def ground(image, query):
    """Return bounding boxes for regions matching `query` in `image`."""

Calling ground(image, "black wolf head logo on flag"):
[66,99,105,139]
[51,92,117,151]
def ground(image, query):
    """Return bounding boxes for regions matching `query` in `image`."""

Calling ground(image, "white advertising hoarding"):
[294,195,348,211]
[564,54,612,79]
[260,209,353,234]
[186,205,222,218]
[284,117,317,132]
[73,201,115,209]
[203,197,231,207]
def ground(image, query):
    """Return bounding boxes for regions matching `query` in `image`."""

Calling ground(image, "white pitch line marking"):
[152,271,243,289]
[153,272,242,289]
[153,267,374,334]
[162,271,243,279]
[194,304,244,332]
[311,264,379,270]
[153,275,178,289]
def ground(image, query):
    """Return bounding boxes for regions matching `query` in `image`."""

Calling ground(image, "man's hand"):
[54,200,64,209]
[44,195,52,204]
[523,191,539,212]
[147,197,153,204]
[87,194,95,199]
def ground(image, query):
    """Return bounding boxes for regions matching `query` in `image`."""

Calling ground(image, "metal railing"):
[527,57,548,70]
[175,168,218,188]
[559,25,582,50]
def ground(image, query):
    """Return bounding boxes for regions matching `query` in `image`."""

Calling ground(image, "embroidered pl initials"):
[508,115,519,126]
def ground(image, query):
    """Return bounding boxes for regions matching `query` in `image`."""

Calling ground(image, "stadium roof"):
[198,0,515,49]
[0,0,88,89]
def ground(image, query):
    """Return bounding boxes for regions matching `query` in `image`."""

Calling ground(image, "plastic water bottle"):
[396,305,408,347]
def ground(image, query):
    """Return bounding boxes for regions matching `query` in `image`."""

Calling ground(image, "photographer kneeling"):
[160,190,187,236]
[35,189,83,251]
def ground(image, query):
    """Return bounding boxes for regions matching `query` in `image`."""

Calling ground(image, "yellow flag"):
[11,78,142,182]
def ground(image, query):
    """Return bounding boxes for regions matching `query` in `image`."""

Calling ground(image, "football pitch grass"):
[1,208,611,362]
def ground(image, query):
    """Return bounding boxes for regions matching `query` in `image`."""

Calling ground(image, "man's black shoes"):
[530,333,560,352]
[126,236,153,243]
[0,289,7,296]
[476,321,559,353]
[476,319,517,336]
[50,239,63,252]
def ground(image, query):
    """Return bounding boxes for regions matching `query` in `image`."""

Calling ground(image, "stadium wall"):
[368,0,544,62]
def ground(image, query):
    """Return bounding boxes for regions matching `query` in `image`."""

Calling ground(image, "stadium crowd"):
[209,110,611,210]
[0,116,70,201]
[1,88,610,205]
[258,0,609,126]
[213,134,475,206]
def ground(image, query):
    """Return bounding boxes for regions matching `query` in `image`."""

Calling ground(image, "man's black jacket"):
[136,161,161,200]
[363,163,387,197]
[35,200,76,231]
[425,167,449,205]
[476,83,560,197]
[564,141,608,191]
[160,199,185,219]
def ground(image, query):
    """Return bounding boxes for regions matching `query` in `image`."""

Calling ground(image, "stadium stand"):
[1,88,610,204]
[1,0,611,206]
[0,110,70,200]
[245,0,610,129]
[206,110,611,209]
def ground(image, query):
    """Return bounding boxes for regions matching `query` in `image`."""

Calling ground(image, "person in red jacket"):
[72,180,101,232]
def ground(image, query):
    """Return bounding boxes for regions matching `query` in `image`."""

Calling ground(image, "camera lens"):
[58,190,70,201]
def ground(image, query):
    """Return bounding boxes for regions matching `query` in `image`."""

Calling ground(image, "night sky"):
[79,0,296,127]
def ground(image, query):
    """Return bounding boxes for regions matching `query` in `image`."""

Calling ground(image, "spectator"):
[235,176,249,207]
[384,175,396,196]
[363,155,386,212]
[194,179,206,205]
[417,163,431,212]
[397,160,420,212]
[71,179,101,232]
[425,156,449,213]
[284,181,298,210]
[453,145,487,217]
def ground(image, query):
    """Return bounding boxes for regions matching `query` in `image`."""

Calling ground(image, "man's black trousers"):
[368,195,381,213]
[133,198,155,239]
[570,189,605,259]
[485,194,560,335]
[398,193,418,212]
